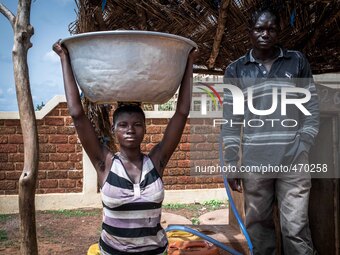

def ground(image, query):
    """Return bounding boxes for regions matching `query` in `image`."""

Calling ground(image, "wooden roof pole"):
[206,0,231,69]
[136,4,149,30]
[93,6,107,30]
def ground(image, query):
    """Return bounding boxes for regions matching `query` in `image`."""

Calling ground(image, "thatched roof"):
[70,0,340,75]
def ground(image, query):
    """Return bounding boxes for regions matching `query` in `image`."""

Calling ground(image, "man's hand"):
[228,178,242,193]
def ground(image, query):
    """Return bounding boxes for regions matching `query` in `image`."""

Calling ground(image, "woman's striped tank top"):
[99,153,168,255]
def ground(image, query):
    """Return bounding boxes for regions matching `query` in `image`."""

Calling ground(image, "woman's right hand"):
[188,48,198,63]
[52,40,68,58]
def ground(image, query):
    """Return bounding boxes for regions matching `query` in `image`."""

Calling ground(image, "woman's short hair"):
[112,103,145,126]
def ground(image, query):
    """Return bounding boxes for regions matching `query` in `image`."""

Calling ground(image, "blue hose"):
[164,134,253,254]
[218,134,253,254]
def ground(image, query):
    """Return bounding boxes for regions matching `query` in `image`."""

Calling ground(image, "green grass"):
[162,203,187,210]
[202,199,225,209]
[44,209,99,217]
[163,200,227,211]
[191,217,200,225]
[163,203,201,211]
[163,200,227,226]
[0,214,11,222]
[0,230,8,241]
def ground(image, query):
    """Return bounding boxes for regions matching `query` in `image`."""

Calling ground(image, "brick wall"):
[0,103,83,195]
[0,102,224,195]
[143,118,224,191]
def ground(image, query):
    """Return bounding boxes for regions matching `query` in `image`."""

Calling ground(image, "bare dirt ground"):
[0,201,226,255]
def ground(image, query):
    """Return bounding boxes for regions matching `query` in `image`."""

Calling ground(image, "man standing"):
[222,8,319,255]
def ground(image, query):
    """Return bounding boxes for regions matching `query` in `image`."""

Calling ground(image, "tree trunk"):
[14,2,38,255]
[0,1,38,254]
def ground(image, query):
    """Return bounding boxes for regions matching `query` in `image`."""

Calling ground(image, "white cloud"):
[51,0,74,6]
[6,87,15,95]
[43,50,60,64]
[0,96,18,112]
[30,79,64,107]
[34,79,61,91]
[0,54,12,63]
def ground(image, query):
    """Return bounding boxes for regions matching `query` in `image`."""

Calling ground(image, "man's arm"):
[297,53,320,154]
[222,65,243,192]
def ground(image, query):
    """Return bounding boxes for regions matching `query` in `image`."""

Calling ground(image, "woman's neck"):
[119,148,143,162]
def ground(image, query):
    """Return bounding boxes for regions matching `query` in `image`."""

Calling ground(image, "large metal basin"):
[61,31,197,104]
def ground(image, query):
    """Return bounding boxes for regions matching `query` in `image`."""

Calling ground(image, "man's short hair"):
[248,7,281,29]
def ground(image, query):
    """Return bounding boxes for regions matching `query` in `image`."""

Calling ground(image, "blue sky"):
[0,0,77,111]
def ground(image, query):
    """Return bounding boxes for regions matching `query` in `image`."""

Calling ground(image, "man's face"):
[250,12,279,51]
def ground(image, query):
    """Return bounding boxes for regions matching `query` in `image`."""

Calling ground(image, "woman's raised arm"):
[53,41,110,179]
[150,50,196,175]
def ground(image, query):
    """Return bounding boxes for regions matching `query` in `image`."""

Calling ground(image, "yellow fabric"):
[167,230,202,242]
[87,243,100,255]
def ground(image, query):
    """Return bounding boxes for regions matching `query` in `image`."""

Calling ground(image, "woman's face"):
[113,112,145,149]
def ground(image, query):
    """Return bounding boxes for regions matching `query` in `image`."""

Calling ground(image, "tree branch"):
[0,2,16,30]
[206,0,231,69]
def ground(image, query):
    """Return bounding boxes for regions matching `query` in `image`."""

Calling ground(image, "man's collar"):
[243,47,290,65]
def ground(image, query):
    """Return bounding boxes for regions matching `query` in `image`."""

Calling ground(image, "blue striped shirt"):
[222,48,319,168]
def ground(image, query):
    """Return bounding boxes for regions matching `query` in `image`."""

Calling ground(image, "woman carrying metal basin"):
[53,34,195,255]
